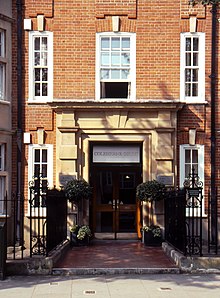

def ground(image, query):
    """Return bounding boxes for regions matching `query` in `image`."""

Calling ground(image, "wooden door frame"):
[90,164,142,239]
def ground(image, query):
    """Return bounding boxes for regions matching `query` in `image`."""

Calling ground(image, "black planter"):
[70,232,90,247]
[143,231,162,247]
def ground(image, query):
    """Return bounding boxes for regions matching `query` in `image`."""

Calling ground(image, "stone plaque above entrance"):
[93,145,140,163]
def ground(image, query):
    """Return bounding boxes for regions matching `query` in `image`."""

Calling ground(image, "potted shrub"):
[70,224,92,246]
[64,178,93,204]
[141,224,162,246]
[136,180,166,246]
[64,178,93,238]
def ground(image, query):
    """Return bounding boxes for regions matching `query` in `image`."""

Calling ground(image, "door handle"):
[112,199,115,209]
[112,199,120,209]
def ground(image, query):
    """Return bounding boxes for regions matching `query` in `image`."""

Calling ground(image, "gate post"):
[0,222,6,280]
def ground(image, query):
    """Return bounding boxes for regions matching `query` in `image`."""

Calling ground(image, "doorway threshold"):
[94,233,138,240]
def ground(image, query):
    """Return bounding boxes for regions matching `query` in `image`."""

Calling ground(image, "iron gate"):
[165,168,203,256]
[29,173,67,256]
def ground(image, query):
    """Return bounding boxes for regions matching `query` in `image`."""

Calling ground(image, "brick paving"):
[54,240,177,269]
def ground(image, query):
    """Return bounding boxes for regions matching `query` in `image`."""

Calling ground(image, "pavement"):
[1,274,220,297]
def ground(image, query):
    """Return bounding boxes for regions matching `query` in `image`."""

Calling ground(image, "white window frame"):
[180,32,205,103]
[0,29,6,101]
[96,32,136,101]
[0,144,6,215]
[28,144,53,215]
[179,144,205,216]
[28,31,53,102]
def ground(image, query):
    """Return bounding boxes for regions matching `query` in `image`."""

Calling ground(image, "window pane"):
[41,37,48,51]
[121,69,129,79]
[185,69,191,82]
[0,64,4,99]
[192,149,198,163]
[0,177,5,214]
[122,38,130,49]
[193,164,198,174]
[185,83,191,96]
[35,83,40,96]
[193,38,199,51]
[192,69,198,82]
[101,69,109,80]
[101,38,109,49]
[42,149,47,162]
[185,164,191,178]
[34,69,40,81]
[42,69,48,81]
[34,37,40,51]
[101,53,109,65]
[111,37,120,49]
[121,53,130,65]
[186,53,191,66]
[185,38,191,51]
[34,52,40,66]
[193,53,198,66]
[42,165,47,177]
[111,53,120,65]
[192,83,198,96]
[0,32,2,57]
[34,149,40,162]
[0,145,3,171]
[111,69,120,79]
[41,52,47,66]
[34,164,40,176]
[0,31,5,58]
[185,150,191,163]
[42,83,48,96]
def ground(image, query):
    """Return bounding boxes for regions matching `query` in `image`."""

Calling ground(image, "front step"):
[52,267,180,275]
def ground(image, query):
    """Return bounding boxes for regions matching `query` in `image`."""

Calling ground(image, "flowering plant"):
[70,224,92,240]
[141,225,162,238]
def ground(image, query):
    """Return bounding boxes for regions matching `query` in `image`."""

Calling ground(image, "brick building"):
[10,0,219,244]
[0,1,12,235]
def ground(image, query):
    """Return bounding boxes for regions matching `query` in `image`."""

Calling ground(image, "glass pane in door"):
[96,212,113,232]
[97,171,113,204]
[119,212,136,232]
[119,173,136,204]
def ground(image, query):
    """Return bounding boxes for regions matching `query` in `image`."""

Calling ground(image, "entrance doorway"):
[90,165,142,239]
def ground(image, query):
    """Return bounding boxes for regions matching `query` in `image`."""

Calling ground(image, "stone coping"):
[162,242,220,274]
[5,240,220,275]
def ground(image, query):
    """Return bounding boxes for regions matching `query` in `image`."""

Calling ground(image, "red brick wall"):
[11,0,219,198]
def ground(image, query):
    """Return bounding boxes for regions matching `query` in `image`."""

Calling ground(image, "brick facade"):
[11,0,220,240]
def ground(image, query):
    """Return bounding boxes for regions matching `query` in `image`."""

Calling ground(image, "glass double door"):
[91,166,141,239]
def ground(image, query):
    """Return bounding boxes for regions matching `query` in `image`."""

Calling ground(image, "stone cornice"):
[48,100,185,112]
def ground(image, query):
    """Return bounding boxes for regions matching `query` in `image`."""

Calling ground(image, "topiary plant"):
[64,178,93,203]
[136,179,166,202]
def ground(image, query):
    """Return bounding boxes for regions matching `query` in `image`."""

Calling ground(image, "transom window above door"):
[96,32,136,101]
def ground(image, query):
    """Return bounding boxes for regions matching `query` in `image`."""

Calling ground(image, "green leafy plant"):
[70,224,92,240]
[142,225,162,238]
[64,178,93,203]
[136,180,166,202]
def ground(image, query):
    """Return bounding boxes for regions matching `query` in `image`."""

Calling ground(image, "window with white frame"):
[29,31,53,102]
[180,144,204,186]
[0,144,6,215]
[179,144,205,215]
[180,33,205,102]
[96,32,136,100]
[28,145,53,210]
[0,29,6,101]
